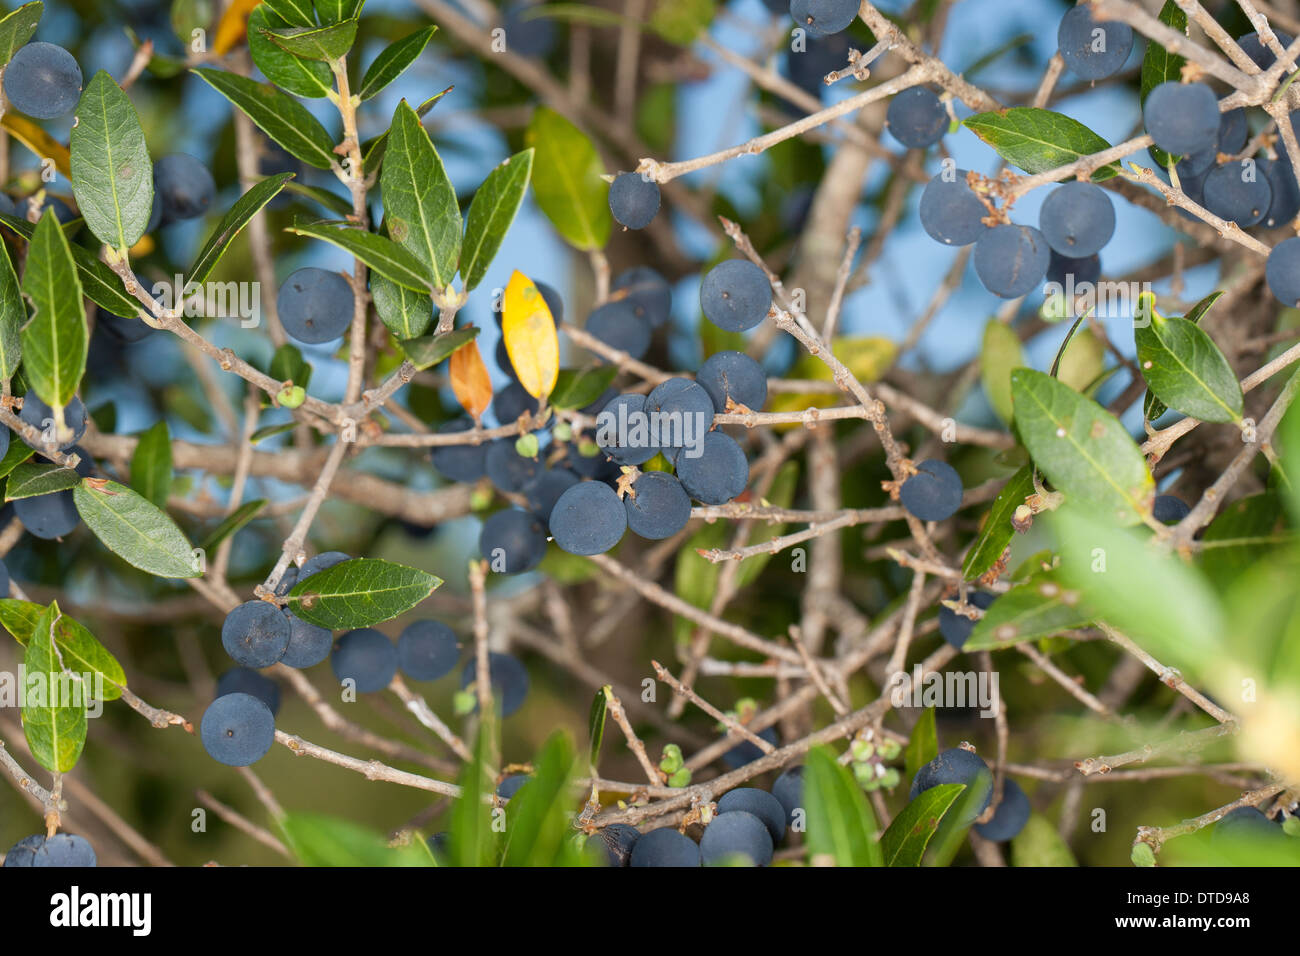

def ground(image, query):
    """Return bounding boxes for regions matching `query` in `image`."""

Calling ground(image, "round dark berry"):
[1144,82,1220,157]
[910,748,993,825]
[1038,182,1115,258]
[675,430,748,505]
[886,87,949,149]
[1261,155,1300,228]
[701,810,774,866]
[278,267,355,345]
[479,507,548,573]
[938,590,996,650]
[14,490,80,539]
[397,619,460,681]
[20,394,87,452]
[1212,806,1284,845]
[900,459,964,522]
[789,0,858,37]
[1238,30,1295,69]
[1266,236,1300,306]
[700,259,772,333]
[586,299,652,360]
[697,350,768,412]
[591,823,640,866]
[611,267,672,327]
[492,381,540,424]
[624,471,692,540]
[3,42,82,119]
[30,833,97,867]
[771,765,804,827]
[201,692,276,766]
[299,550,350,581]
[496,773,530,800]
[1057,4,1134,80]
[485,438,542,493]
[503,0,557,57]
[716,787,787,843]
[522,467,581,524]
[215,667,281,716]
[431,418,488,483]
[549,480,627,555]
[153,154,216,222]
[596,392,658,466]
[1203,162,1273,227]
[973,778,1031,842]
[1152,494,1190,524]
[608,171,660,230]
[629,827,701,867]
[331,628,398,693]
[645,377,714,456]
[222,600,291,668]
[722,725,778,770]
[973,225,1050,299]
[919,171,989,246]
[1046,250,1101,288]
[281,612,333,668]
[460,651,530,716]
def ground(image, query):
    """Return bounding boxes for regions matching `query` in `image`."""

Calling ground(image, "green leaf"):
[359,25,436,100]
[0,2,42,69]
[280,180,352,216]
[189,174,294,286]
[73,480,201,579]
[0,239,24,382]
[69,71,153,252]
[285,557,442,628]
[449,727,499,867]
[381,99,461,290]
[285,220,433,292]
[589,687,608,766]
[130,420,172,507]
[200,498,268,551]
[281,813,433,866]
[549,364,618,410]
[19,210,86,411]
[502,732,585,866]
[650,0,715,45]
[5,462,81,500]
[525,107,610,251]
[804,745,882,867]
[270,342,311,387]
[1135,293,1243,424]
[192,69,337,170]
[1143,287,1224,427]
[170,0,212,44]
[964,568,1090,650]
[980,319,1024,425]
[0,213,139,319]
[261,0,314,27]
[962,464,1034,580]
[1010,814,1078,867]
[250,422,296,444]
[22,602,88,773]
[904,707,938,780]
[374,275,434,339]
[3,604,126,701]
[459,149,534,291]
[262,17,358,61]
[963,108,1119,182]
[1140,1,1189,168]
[881,783,964,866]
[0,440,33,479]
[1010,368,1153,525]
[248,5,334,99]
[1199,492,1285,583]
[315,0,364,23]
[362,88,451,178]
[1050,506,1225,681]
[0,598,42,641]
[400,326,480,370]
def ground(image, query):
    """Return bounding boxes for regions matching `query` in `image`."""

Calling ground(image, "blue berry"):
[1046,250,1101,288]
[1217,108,1248,156]
[973,779,1031,842]
[771,765,803,826]
[586,299,651,359]
[99,309,153,344]
[1057,4,1133,80]
[1152,494,1190,524]
[0,558,8,599]
[1212,806,1283,845]
[1038,182,1115,258]
[431,418,488,483]
[503,1,557,57]
[1267,236,1300,306]
[1261,155,1300,228]
[278,267,354,344]
[3,834,46,866]
[485,438,542,493]
[496,773,530,800]
[596,392,658,466]
[608,171,660,230]
[331,628,398,692]
[700,259,772,333]
[215,667,281,716]
[222,600,291,668]
[919,171,989,246]
[299,550,349,581]
[3,42,82,119]
[716,787,787,843]
[701,811,773,866]
[479,507,548,573]
[938,591,996,649]
[886,87,948,149]
[549,480,627,555]
[624,471,692,540]
[1203,162,1273,227]
[789,0,858,37]
[900,458,963,522]
[611,267,671,327]
[782,33,849,99]
[201,692,276,766]
[153,153,216,222]
[494,337,519,381]
[1144,82,1220,157]
[492,381,540,424]
[697,350,768,412]
[974,224,1050,298]
[629,827,701,867]
[675,430,748,504]
[1238,30,1294,69]
[591,823,640,866]
[645,377,714,455]
[14,489,80,539]
[20,394,87,452]
[281,612,333,668]
[722,725,778,770]
[460,651,530,715]
[910,748,993,825]
[25,833,97,867]
[397,619,460,681]
[523,467,581,524]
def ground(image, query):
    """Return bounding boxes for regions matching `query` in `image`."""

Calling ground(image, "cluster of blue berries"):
[911,747,1030,842]
[2,395,94,540]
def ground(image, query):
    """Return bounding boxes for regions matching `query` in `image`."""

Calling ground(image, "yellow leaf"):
[2,115,70,177]
[449,334,493,422]
[502,270,559,400]
[213,0,262,56]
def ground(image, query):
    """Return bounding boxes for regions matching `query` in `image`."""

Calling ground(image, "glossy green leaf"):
[400,325,479,371]
[285,557,442,628]
[315,0,364,23]
[73,480,201,579]
[804,745,882,867]
[200,498,268,551]
[382,99,460,290]
[280,180,352,216]
[69,71,153,252]
[374,274,434,339]
[4,462,81,500]
[0,2,42,68]
[1135,294,1243,423]
[130,419,172,507]
[1199,493,1285,583]
[281,813,433,867]
[362,88,451,178]
[449,727,499,867]
[248,5,333,99]
[964,568,1090,650]
[589,687,609,766]
[963,108,1119,182]
[980,319,1023,425]
[525,107,610,251]
[0,213,139,319]
[0,440,33,479]
[359,25,436,100]
[1010,368,1153,525]
[460,149,534,291]
[962,464,1034,580]
[20,210,86,411]
[881,783,964,866]
[192,69,337,170]
[22,603,88,773]
[3,601,126,701]
[286,220,433,292]
[189,173,294,285]
[261,17,358,61]
[502,732,588,866]
[549,364,617,410]
[904,706,938,781]
[0,239,24,382]
[1145,290,1224,421]
[261,0,314,27]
